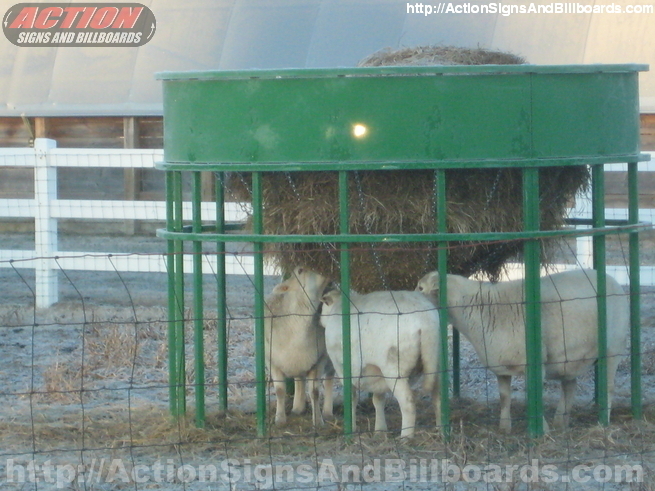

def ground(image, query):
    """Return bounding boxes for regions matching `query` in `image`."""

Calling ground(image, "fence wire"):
[0,235,654,491]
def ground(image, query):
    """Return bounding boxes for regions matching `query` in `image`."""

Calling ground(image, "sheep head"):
[320,289,342,314]
[272,267,330,312]
[416,271,440,294]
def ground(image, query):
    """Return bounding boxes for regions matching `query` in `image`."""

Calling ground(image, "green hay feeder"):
[157,64,649,438]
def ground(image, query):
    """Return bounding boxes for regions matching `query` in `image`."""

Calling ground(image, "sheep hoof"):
[542,417,551,433]
[322,411,335,421]
[499,421,511,434]
[291,397,307,414]
[553,413,568,429]
[275,415,287,426]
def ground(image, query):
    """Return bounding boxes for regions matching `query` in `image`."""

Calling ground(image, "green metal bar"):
[192,172,205,427]
[523,167,543,437]
[156,154,651,173]
[339,170,353,437]
[216,172,228,412]
[156,222,649,244]
[628,160,642,419]
[252,172,267,437]
[592,164,609,426]
[170,171,186,418]
[166,172,178,417]
[183,217,634,233]
[179,218,641,234]
[435,169,451,436]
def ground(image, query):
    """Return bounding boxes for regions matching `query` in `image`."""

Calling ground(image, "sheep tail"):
[420,324,440,393]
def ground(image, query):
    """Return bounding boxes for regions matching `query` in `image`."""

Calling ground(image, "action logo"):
[3,3,156,47]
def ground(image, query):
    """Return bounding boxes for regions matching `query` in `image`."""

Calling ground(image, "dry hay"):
[3,396,653,476]
[357,45,526,67]
[229,46,588,292]
[259,167,588,292]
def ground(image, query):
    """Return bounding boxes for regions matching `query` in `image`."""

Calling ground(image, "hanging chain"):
[483,169,503,212]
[354,171,389,290]
[425,171,440,274]
[218,171,256,218]
[284,171,301,200]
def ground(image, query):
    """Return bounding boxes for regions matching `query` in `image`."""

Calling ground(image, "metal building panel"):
[0,0,652,116]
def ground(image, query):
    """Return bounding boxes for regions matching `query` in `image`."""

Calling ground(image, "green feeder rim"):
[155,64,649,81]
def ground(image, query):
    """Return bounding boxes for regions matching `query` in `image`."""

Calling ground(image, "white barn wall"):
[0,0,653,116]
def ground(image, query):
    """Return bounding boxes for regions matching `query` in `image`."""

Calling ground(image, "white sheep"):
[416,269,629,432]
[320,289,441,438]
[264,267,334,426]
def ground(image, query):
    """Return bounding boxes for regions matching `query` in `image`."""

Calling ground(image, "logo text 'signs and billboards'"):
[3,3,156,47]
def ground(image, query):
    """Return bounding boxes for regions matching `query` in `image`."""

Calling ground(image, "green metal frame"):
[523,167,543,436]
[157,64,650,437]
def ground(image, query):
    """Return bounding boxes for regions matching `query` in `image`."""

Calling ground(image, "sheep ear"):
[272,283,290,294]
[430,272,441,291]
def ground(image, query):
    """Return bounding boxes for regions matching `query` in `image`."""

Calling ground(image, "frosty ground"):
[0,233,654,490]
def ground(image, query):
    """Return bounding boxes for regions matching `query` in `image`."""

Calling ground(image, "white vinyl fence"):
[0,138,653,308]
[0,138,261,307]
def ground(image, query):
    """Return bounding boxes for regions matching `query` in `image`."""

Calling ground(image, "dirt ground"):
[1,232,655,490]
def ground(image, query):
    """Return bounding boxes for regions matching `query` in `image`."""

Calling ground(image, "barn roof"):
[0,0,653,116]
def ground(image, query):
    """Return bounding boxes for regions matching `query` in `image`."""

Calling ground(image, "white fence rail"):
[0,138,260,307]
[0,138,652,308]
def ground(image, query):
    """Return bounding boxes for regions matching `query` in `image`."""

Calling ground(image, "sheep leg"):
[497,375,512,433]
[306,367,325,427]
[372,392,387,432]
[291,378,306,415]
[432,377,442,432]
[391,379,416,439]
[554,378,577,429]
[270,366,287,425]
[351,387,358,434]
[605,353,623,424]
[322,372,334,420]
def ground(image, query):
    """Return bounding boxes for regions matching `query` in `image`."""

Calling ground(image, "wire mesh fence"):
[1,233,654,490]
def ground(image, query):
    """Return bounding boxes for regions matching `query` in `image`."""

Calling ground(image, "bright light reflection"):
[352,123,368,138]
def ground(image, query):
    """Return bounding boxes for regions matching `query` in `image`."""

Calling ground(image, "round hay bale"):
[231,46,589,292]
[259,167,588,292]
[357,45,526,67]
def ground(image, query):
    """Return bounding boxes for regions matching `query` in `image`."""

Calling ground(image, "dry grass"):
[41,359,84,404]
[9,309,651,482]
[8,316,653,463]
[24,336,654,467]
[34,322,167,404]
[86,324,139,371]
[8,344,654,487]
[3,395,654,469]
